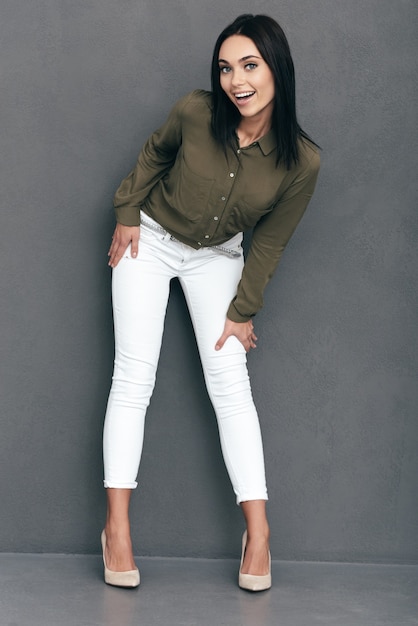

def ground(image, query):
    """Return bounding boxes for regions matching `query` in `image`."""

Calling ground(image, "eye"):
[245,63,258,71]
[219,66,231,74]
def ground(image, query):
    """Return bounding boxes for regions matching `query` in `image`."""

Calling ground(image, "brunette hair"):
[211,14,316,169]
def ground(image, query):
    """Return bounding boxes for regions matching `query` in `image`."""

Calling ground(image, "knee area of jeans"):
[110,378,156,397]
[112,370,156,384]
[114,352,159,369]
[112,362,157,383]
[204,362,250,387]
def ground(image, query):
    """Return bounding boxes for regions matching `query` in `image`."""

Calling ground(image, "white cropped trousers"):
[103,214,268,504]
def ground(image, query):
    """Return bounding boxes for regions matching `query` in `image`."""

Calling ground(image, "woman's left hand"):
[215,318,257,353]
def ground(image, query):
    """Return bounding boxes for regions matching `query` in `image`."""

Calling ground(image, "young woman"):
[101,14,320,591]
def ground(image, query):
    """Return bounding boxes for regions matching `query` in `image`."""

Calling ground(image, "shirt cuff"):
[227,301,253,323]
[114,205,141,226]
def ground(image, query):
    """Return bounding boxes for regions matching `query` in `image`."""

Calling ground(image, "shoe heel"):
[238,530,271,592]
[101,530,140,588]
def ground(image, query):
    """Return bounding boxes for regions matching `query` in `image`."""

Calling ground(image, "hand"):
[108,224,140,268]
[215,318,258,353]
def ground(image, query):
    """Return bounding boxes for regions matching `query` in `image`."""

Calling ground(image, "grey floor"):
[0,553,417,626]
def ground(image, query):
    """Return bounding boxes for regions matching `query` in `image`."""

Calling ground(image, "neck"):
[237,117,272,147]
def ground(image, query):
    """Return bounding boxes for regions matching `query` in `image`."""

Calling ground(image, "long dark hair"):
[211,14,315,169]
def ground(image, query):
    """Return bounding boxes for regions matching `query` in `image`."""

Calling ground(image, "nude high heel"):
[101,530,140,588]
[238,530,271,592]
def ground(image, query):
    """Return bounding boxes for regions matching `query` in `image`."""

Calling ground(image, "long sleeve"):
[227,148,320,322]
[113,95,192,226]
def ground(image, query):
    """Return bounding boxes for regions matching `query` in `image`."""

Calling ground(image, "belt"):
[140,216,241,258]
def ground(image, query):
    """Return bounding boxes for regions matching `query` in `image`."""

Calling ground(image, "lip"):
[233,91,255,105]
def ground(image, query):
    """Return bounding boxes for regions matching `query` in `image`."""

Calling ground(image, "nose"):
[231,68,246,87]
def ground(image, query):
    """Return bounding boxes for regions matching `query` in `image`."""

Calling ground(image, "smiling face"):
[218,34,275,127]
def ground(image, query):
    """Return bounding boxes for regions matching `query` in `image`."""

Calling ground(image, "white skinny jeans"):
[103,214,268,504]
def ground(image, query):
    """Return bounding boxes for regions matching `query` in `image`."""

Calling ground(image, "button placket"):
[206,159,239,242]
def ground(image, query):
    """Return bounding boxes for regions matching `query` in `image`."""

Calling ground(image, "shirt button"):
[197,242,202,246]
[204,235,210,239]
[221,196,226,201]
[229,172,235,178]
[213,216,219,221]
[237,149,241,154]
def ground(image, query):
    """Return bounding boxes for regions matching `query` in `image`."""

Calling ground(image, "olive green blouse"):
[114,90,320,322]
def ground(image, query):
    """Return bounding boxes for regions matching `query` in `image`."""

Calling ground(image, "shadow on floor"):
[0,554,417,626]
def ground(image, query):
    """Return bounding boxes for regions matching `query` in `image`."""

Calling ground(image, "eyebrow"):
[218,55,262,64]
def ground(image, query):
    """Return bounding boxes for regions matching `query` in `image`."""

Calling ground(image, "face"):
[218,34,275,125]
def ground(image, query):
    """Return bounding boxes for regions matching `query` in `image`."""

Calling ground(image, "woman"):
[101,14,320,591]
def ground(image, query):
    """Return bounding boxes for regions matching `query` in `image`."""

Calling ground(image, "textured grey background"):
[1,0,417,563]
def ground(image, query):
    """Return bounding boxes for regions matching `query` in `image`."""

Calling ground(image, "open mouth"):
[234,91,255,104]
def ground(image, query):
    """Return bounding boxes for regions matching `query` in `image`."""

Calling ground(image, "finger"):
[108,237,117,257]
[108,238,118,265]
[215,332,228,351]
[108,244,120,262]
[108,243,127,268]
[108,230,124,258]
[108,245,117,265]
[235,335,250,352]
[131,232,140,259]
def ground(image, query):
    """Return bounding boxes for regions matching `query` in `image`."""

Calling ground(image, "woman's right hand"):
[108,224,140,268]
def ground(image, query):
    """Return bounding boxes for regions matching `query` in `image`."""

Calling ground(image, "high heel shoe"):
[238,530,271,592]
[101,530,140,588]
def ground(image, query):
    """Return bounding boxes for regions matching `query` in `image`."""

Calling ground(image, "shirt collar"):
[234,128,277,155]
[257,129,277,155]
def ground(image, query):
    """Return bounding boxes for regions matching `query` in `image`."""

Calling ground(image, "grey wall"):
[1,0,417,563]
